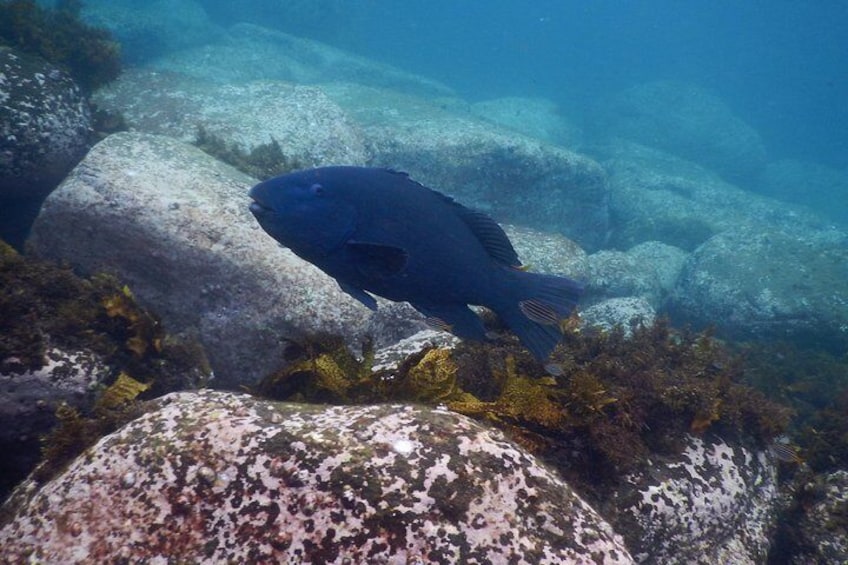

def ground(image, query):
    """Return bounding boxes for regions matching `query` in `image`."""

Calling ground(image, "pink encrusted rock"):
[0,390,632,564]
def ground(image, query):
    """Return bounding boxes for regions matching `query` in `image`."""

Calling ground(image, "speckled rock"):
[321,82,610,251]
[669,225,848,349]
[470,96,583,149]
[598,141,825,251]
[0,46,91,248]
[504,224,589,281]
[608,435,778,564]
[0,390,634,564]
[372,330,460,374]
[579,298,656,336]
[29,132,418,388]
[0,47,91,195]
[592,80,766,183]
[586,241,687,308]
[0,347,107,497]
[789,470,848,564]
[93,68,368,167]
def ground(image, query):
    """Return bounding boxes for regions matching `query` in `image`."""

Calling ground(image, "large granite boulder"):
[599,141,826,251]
[0,390,634,564]
[669,225,848,349]
[0,46,91,249]
[93,68,368,168]
[29,132,589,389]
[591,80,767,183]
[28,132,416,389]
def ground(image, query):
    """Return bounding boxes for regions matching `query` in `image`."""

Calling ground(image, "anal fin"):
[412,303,486,341]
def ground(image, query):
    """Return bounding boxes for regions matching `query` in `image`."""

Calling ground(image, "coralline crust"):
[0,390,633,564]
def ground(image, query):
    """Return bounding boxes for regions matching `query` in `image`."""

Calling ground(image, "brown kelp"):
[257,318,791,490]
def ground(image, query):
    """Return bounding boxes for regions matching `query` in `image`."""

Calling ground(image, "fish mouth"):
[248,183,271,215]
[249,201,270,215]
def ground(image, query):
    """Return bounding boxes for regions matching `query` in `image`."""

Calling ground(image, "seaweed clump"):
[740,340,848,474]
[0,242,209,393]
[194,126,303,181]
[0,243,211,488]
[0,0,121,92]
[33,372,150,485]
[256,318,792,490]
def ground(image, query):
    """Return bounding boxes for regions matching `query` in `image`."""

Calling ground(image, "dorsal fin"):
[452,204,521,267]
[382,168,521,267]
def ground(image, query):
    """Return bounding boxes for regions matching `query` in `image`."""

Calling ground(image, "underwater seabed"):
[1,1,847,562]
[2,243,847,562]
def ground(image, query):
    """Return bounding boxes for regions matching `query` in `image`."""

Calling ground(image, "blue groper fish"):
[249,166,583,362]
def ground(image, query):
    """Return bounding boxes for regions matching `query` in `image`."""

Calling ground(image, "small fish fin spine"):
[495,270,583,361]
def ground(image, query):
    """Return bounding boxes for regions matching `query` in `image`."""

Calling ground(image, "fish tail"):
[495,270,583,361]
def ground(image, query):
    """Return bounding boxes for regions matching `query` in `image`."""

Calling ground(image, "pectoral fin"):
[337,280,378,310]
[346,241,409,278]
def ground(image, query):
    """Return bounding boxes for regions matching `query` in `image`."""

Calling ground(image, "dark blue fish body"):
[249,166,583,361]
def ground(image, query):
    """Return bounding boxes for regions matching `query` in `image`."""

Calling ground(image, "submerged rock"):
[579,297,656,336]
[0,46,91,249]
[598,141,822,252]
[93,68,368,169]
[591,80,766,183]
[470,96,583,149]
[586,241,687,308]
[669,225,848,350]
[29,131,591,387]
[0,346,107,497]
[609,435,778,564]
[0,390,633,564]
[152,22,455,98]
[788,470,848,564]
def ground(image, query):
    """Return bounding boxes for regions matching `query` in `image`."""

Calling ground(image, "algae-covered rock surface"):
[0,390,633,564]
[0,242,208,498]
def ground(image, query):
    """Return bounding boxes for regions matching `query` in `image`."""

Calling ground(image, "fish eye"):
[309,183,324,196]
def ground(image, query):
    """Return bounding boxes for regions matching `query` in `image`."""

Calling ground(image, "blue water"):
[200,0,848,168]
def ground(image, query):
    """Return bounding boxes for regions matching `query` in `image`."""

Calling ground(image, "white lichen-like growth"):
[0,390,633,564]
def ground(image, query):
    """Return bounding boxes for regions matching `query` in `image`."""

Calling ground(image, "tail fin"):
[495,270,583,361]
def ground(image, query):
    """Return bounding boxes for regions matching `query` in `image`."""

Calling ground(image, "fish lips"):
[249,200,270,217]
[248,184,274,217]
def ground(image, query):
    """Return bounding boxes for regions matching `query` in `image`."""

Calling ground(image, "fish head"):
[249,171,357,256]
